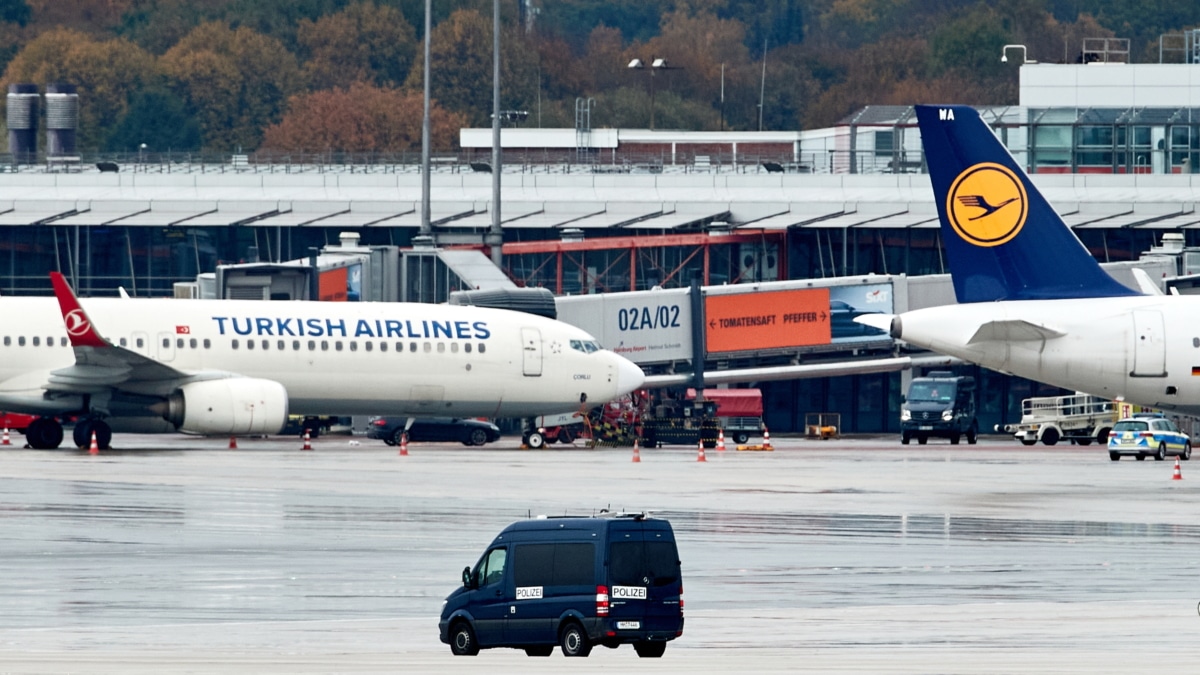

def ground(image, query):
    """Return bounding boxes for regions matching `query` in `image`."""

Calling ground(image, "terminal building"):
[3,52,1200,436]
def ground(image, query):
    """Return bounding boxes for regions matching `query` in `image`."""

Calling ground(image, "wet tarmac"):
[1,433,1198,673]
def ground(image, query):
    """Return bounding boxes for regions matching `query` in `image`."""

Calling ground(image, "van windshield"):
[908,381,955,404]
[610,540,680,587]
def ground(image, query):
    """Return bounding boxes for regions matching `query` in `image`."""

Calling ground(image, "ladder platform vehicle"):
[1000,394,1116,446]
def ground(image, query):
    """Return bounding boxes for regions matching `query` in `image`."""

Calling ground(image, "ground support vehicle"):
[640,392,719,448]
[1107,414,1192,461]
[439,512,684,658]
[1001,394,1115,446]
[525,412,588,449]
[900,371,978,445]
[686,388,763,444]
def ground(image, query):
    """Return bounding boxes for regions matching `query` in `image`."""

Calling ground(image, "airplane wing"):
[966,319,1066,344]
[48,272,191,394]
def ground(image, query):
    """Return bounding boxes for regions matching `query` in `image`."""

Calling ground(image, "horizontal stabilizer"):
[967,319,1065,344]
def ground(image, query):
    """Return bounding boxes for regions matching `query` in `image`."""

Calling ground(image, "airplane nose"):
[614,355,645,395]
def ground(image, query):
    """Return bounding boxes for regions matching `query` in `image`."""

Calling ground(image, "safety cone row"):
[1173,458,1183,481]
[716,429,726,452]
[632,438,641,463]
[762,427,774,451]
[88,430,99,455]
[302,430,312,451]
[1,427,9,446]
[399,432,409,456]
[696,439,707,462]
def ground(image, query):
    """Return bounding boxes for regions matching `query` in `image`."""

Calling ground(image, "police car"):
[1107,414,1192,461]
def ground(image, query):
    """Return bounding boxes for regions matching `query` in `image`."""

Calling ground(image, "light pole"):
[139,142,146,166]
[628,57,673,130]
[1001,44,1037,64]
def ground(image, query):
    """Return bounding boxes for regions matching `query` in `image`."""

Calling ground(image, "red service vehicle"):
[0,412,37,433]
[686,388,764,444]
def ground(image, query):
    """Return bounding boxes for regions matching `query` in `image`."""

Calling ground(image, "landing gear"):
[73,419,112,450]
[25,417,64,449]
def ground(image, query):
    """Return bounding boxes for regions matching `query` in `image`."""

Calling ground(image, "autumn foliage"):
[260,82,465,153]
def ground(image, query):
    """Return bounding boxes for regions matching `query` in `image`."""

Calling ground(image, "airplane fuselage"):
[896,296,1200,415]
[0,296,638,421]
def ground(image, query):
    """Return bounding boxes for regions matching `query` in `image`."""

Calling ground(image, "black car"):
[367,417,501,446]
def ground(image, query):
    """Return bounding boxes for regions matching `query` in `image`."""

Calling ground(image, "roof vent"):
[561,227,584,243]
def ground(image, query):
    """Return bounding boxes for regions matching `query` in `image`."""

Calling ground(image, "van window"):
[514,543,595,587]
[610,540,680,587]
[480,547,507,586]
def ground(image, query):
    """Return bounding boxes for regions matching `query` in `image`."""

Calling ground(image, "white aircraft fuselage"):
[0,295,643,423]
[895,296,1195,414]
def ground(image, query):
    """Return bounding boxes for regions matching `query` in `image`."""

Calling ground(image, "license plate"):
[918,425,933,430]
[616,621,640,630]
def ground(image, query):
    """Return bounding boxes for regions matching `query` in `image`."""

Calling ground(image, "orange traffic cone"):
[696,439,707,462]
[399,432,409,456]
[302,430,312,451]
[716,429,726,452]
[228,436,238,450]
[632,438,641,463]
[762,427,774,451]
[88,430,99,455]
[2,427,9,446]
[1172,458,1183,481]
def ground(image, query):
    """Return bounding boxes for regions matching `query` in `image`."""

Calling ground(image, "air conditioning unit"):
[740,251,779,282]
[173,282,199,299]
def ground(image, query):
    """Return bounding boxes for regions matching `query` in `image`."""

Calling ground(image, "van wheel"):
[917,435,928,445]
[1041,428,1060,446]
[966,427,977,445]
[633,641,667,658]
[949,434,960,445]
[900,432,910,445]
[449,621,479,656]
[559,621,591,657]
[524,646,554,657]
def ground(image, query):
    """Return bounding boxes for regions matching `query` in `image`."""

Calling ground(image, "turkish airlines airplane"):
[857,104,1200,417]
[1,272,644,449]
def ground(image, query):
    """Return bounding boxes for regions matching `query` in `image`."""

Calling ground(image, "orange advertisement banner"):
[318,267,349,302]
[704,288,831,353]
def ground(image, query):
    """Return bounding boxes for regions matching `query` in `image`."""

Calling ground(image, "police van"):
[439,513,684,658]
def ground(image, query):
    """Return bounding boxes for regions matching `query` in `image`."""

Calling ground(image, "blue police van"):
[439,513,684,658]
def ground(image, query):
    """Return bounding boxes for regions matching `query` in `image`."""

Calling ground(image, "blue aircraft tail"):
[915,104,1139,303]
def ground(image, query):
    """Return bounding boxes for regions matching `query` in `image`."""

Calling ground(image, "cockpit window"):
[570,339,602,354]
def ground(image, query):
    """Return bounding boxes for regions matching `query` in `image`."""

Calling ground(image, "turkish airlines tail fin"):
[915,104,1140,303]
[50,272,109,348]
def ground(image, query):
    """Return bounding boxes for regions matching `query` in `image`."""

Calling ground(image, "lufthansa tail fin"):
[915,105,1140,303]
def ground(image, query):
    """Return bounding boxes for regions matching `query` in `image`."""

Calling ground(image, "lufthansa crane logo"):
[946,162,1028,247]
[64,309,91,337]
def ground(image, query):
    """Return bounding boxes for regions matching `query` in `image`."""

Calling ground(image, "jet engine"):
[163,378,288,435]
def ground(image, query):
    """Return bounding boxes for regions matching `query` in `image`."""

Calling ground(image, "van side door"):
[470,546,510,646]
[509,542,597,645]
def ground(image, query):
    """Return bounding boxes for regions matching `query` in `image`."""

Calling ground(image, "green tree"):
[106,87,202,152]
[160,21,305,150]
[1,28,161,148]
[297,2,418,90]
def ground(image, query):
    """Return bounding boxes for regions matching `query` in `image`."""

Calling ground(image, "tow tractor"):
[1000,393,1116,446]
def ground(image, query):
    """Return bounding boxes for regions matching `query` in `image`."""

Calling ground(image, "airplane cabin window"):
[437,343,445,353]
[247,340,255,350]
[410,342,417,353]
[365,342,373,352]
[203,339,211,349]
[261,340,269,350]
[18,336,24,346]
[292,340,300,350]
[570,339,583,352]
[61,337,67,347]
[232,340,239,349]
[278,340,285,351]
[190,338,198,349]
[450,342,458,353]
[177,338,184,348]
[479,343,486,354]
[380,342,388,352]
[321,341,329,351]
[2,336,8,346]
[136,338,144,348]
[350,341,358,352]
[464,343,472,353]
[32,337,39,346]
[335,341,344,351]
[308,340,316,350]
[424,342,431,353]
[162,338,170,349]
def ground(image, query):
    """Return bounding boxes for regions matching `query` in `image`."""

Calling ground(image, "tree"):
[296,2,418,90]
[106,87,202,152]
[260,82,465,152]
[160,21,305,150]
[26,0,131,32]
[1,28,161,148]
